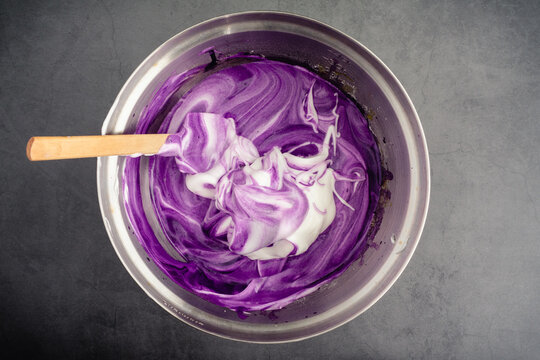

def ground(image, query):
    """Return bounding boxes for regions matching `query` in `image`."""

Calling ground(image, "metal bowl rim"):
[96,10,430,343]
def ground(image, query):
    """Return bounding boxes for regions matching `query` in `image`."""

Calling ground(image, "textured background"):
[1,0,539,358]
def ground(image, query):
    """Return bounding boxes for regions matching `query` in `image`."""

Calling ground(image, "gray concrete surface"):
[1,0,539,358]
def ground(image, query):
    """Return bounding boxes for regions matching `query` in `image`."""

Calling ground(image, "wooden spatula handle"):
[26,134,169,161]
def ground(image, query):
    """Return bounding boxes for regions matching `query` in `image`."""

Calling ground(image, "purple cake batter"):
[123,58,382,312]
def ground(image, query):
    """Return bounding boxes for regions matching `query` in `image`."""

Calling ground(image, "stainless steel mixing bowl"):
[97,11,430,343]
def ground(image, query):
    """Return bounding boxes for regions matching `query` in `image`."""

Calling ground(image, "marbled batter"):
[123,58,382,312]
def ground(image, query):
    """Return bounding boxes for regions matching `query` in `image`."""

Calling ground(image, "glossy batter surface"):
[123,59,382,311]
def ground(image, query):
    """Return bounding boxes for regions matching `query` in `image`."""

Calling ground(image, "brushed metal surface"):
[97,11,429,343]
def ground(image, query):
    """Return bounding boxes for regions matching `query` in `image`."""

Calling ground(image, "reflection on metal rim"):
[97,11,430,343]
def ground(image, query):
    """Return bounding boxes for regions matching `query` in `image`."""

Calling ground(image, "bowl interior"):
[97,12,429,343]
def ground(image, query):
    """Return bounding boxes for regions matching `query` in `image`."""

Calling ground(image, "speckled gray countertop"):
[1,0,539,358]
